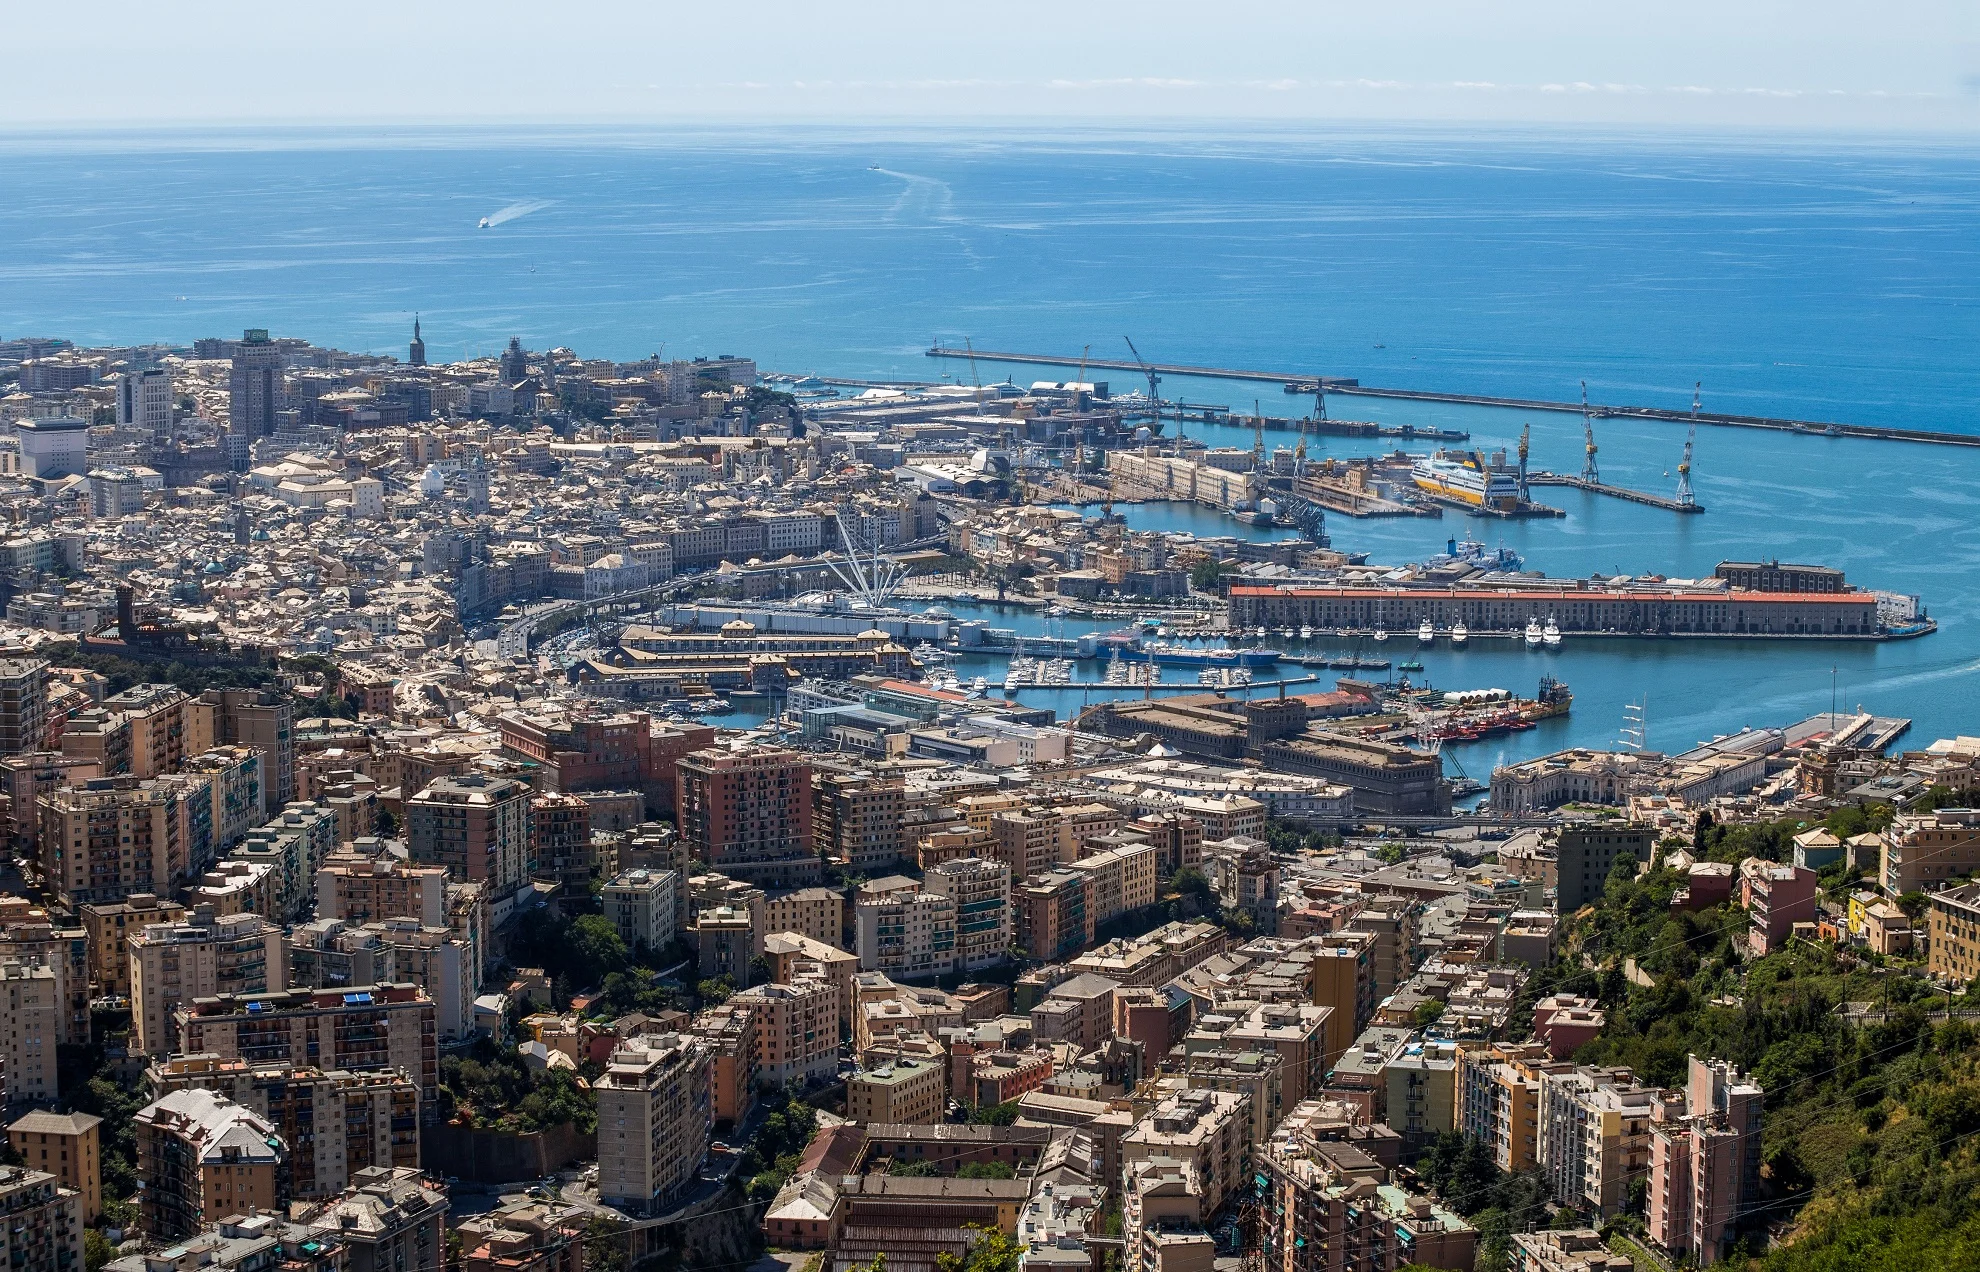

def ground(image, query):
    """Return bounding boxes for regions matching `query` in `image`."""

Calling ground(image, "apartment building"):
[407,775,531,902]
[1016,870,1088,963]
[1741,860,1817,955]
[812,764,907,872]
[1260,1112,1477,1272]
[1555,826,1656,913]
[676,746,817,888]
[1067,842,1159,934]
[1343,895,1417,1001]
[1455,1042,1557,1175]
[1537,1066,1662,1215]
[989,809,1063,880]
[602,868,678,953]
[192,689,296,807]
[594,1034,712,1217]
[923,857,1012,972]
[1646,1057,1764,1268]
[176,984,439,1103]
[315,848,452,927]
[0,1165,81,1272]
[38,777,190,907]
[0,660,48,759]
[130,907,286,1056]
[301,1167,448,1272]
[1929,882,1980,984]
[0,960,60,1104]
[853,885,959,980]
[847,1058,944,1125]
[1121,1089,1251,1217]
[1882,808,1980,895]
[5,1112,100,1223]
[527,793,592,899]
[763,932,857,1040]
[763,886,843,947]
[688,1002,759,1130]
[148,1055,421,1201]
[730,980,837,1088]
[79,894,185,1001]
[0,901,88,1046]
[1122,1157,1212,1272]
[134,1089,287,1240]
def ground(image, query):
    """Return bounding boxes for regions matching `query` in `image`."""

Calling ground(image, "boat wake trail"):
[483,199,555,227]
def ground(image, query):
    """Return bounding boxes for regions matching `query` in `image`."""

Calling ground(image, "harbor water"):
[5,126,1979,759]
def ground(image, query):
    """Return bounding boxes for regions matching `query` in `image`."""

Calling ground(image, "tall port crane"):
[1579,380,1600,484]
[1517,422,1531,502]
[1675,381,1700,507]
[963,336,985,414]
[1123,336,1177,453]
[1072,344,1091,414]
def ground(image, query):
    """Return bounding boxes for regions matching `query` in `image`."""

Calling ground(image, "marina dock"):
[929,346,1980,449]
[1526,472,1702,514]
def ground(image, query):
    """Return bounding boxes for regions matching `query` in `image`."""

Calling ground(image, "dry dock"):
[1526,472,1702,514]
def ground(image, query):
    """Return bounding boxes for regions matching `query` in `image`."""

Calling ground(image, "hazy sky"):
[8,0,1978,132]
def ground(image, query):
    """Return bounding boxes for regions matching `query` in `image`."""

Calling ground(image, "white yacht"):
[1372,627,1388,643]
[1299,625,1314,641]
[1451,620,1468,645]
[1542,617,1563,648]
[1417,619,1434,644]
[1524,618,1545,648]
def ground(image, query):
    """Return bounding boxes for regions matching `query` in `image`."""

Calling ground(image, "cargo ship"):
[1411,451,1522,511]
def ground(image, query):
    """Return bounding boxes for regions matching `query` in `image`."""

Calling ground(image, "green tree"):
[1189,559,1226,593]
[1171,867,1216,917]
[569,914,630,986]
[85,1231,113,1272]
[969,1100,1021,1126]
[956,1161,1015,1180]
[889,1161,941,1177]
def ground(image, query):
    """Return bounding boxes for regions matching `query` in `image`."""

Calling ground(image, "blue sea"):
[5,124,1980,768]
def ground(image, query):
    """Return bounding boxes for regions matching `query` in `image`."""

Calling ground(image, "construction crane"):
[1252,400,1265,466]
[1516,422,1531,502]
[1071,344,1091,415]
[1675,381,1700,507]
[1579,380,1600,485]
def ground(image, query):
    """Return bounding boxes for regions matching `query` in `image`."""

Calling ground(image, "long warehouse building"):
[1227,584,1888,638]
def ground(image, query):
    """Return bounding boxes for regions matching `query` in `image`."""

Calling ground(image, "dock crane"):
[1675,381,1699,507]
[963,336,985,414]
[1516,422,1531,502]
[1123,336,1176,453]
[1579,380,1600,485]
[1072,344,1091,414]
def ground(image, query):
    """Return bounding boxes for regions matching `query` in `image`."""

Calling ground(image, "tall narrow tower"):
[409,316,426,367]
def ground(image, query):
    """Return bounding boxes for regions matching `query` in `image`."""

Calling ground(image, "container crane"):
[1579,380,1600,484]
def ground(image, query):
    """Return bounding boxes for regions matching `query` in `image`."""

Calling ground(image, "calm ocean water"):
[4,125,1979,764]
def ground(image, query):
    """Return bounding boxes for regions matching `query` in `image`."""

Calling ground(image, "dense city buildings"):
[0,324,1937,1272]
